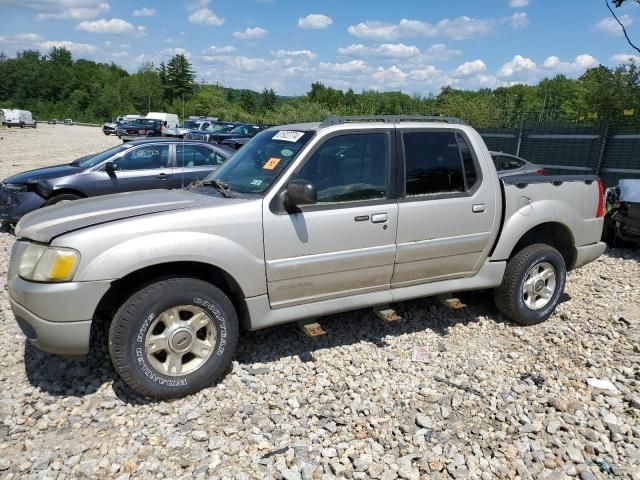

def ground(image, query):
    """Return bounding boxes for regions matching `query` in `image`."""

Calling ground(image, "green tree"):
[165,54,195,101]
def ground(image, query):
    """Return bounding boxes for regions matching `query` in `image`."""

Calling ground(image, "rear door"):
[173,143,227,188]
[94,143,172,194]
[392,128,498,286]
[262,129,399,308]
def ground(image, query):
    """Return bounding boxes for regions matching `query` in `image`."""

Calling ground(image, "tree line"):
[0,47,639,128]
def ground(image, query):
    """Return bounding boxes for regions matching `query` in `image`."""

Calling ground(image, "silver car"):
[490,151,547,177]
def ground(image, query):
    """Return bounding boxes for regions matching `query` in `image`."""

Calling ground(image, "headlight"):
[19,244,80,282]
[3,183,28,192]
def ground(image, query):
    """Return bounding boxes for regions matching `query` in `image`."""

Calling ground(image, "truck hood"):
[15,189,231,243]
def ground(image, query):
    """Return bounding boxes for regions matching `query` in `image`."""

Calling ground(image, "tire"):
[20,122,25,128]
[44,193,82,206]
[33,122,37,128]
[494,244,566,325]
[109,277,239,399]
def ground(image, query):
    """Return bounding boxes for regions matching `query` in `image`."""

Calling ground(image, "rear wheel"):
[109,277,239,399]
[495,244,566,325]
[44,193,82,207]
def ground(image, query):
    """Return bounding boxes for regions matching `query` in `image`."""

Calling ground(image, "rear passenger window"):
[176,145,221,167]
[403,131,479,196]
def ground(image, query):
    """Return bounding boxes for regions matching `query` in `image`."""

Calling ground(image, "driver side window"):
[292,133,389,204]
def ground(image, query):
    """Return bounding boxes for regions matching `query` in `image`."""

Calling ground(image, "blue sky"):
[1,0,639,95]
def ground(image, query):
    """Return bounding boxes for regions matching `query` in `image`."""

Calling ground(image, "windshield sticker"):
[281,148,294,157]
[251,179,263,186]
[273,131,305,142]
[262,157,281,170]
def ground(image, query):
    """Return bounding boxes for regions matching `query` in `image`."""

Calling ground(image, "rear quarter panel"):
[491,178,603,261]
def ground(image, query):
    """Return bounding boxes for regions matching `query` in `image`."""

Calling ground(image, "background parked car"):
[117,118,164,142]
[0,139,233,225]
[5,109,37,128]
[602,179,640,247]
[489,151,547,177]
[187,123,267,145]
[64,118,74,125]
[47,119,58,125]
[164,118,216,138]
[184,122,242,142]
[146,112,179,129]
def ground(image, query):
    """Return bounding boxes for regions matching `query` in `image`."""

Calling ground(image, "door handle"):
[156,173,170,179]
[371,213,388,223]
[472,204,486,213]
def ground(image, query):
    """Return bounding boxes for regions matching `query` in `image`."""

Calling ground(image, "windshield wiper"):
[202,179,234,198]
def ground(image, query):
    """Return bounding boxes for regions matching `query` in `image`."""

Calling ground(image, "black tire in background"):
[109,277,239,399]
[44,193,83,207]
[494,244,567,326]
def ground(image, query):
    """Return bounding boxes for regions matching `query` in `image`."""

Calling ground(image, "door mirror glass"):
[285,179,317,207]
[105,161,118,173]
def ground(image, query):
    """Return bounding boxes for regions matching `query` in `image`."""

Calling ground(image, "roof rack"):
[319,115,467,128]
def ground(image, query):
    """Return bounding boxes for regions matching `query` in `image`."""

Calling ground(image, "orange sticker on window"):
[263,157,281,170]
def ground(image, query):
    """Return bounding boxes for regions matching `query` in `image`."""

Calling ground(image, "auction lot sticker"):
[273,131,305,142]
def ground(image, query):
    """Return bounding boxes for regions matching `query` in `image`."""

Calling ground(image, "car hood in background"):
[619,179,640,203]
[3,164,83,184]
[15,189,238,243]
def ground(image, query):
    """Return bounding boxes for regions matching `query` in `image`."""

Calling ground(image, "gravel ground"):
[1,126,639,479]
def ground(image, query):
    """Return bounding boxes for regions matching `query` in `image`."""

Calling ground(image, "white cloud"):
[370,65,408,89]
[162,47,191,59]
[594,15,632,36]
[509,0,529,7]
[203,45,236,55]
[453,59,487,77]
[318,60,372,75]
[542,54,599,73]
[347,16,495,41]
[424,43,463,60]
[510,12,529,28]
[133,7,155,17]
[76,18,145,36]
[297,14,333,30]
[272,49,317,60]
[337,43,420,59]
[188,8,224,26]
[409,65,445,81]
[611,53,640,63]
[498,54,536,77]
[0,0,110,21]
[233,27,268,40]
[14,33,42,42]
[38,40,97,54]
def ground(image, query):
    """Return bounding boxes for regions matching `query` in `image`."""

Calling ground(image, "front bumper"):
[8,275,112,356]
[0,187,46,224]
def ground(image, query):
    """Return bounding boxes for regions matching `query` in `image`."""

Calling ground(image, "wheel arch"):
[47,187,88,200]
[508,222,576,269]
[94,261,248,330]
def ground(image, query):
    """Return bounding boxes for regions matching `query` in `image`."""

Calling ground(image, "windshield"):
[203,129,314,194]
[73,144,132,168]
[206,123,235,133]
[132,119,159,127]
[181,120,200,129]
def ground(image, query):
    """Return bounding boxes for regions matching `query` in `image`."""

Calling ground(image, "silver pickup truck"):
[7,116,606,398]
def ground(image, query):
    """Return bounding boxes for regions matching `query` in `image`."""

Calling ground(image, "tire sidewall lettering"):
[131,296,228,388]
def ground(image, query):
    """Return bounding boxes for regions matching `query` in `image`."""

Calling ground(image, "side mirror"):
[105,161,118,174]
[284,179,317,207]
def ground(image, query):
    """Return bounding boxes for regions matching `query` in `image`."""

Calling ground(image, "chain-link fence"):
[477,116,640,187]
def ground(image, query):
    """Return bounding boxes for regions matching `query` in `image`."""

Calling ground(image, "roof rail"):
[319,115,467,128]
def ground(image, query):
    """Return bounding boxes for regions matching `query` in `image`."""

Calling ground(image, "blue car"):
[0,139,234,225]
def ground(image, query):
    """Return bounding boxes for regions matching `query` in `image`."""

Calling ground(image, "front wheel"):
[44,193,82,206]
[109,278,239,399]
[494,244,566,325]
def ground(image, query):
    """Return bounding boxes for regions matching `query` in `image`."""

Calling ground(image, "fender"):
[74,231,267,297]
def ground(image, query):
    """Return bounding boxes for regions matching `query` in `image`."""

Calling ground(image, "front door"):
[392,129,498,286]
[263,130,398,308]
[94,143,172,194]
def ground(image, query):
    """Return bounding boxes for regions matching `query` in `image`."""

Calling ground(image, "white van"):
[146,112,179,129]
[5,109,37,128]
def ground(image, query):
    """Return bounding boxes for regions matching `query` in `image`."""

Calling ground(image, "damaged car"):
[0,139,233,226]
[603,179,640,247]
